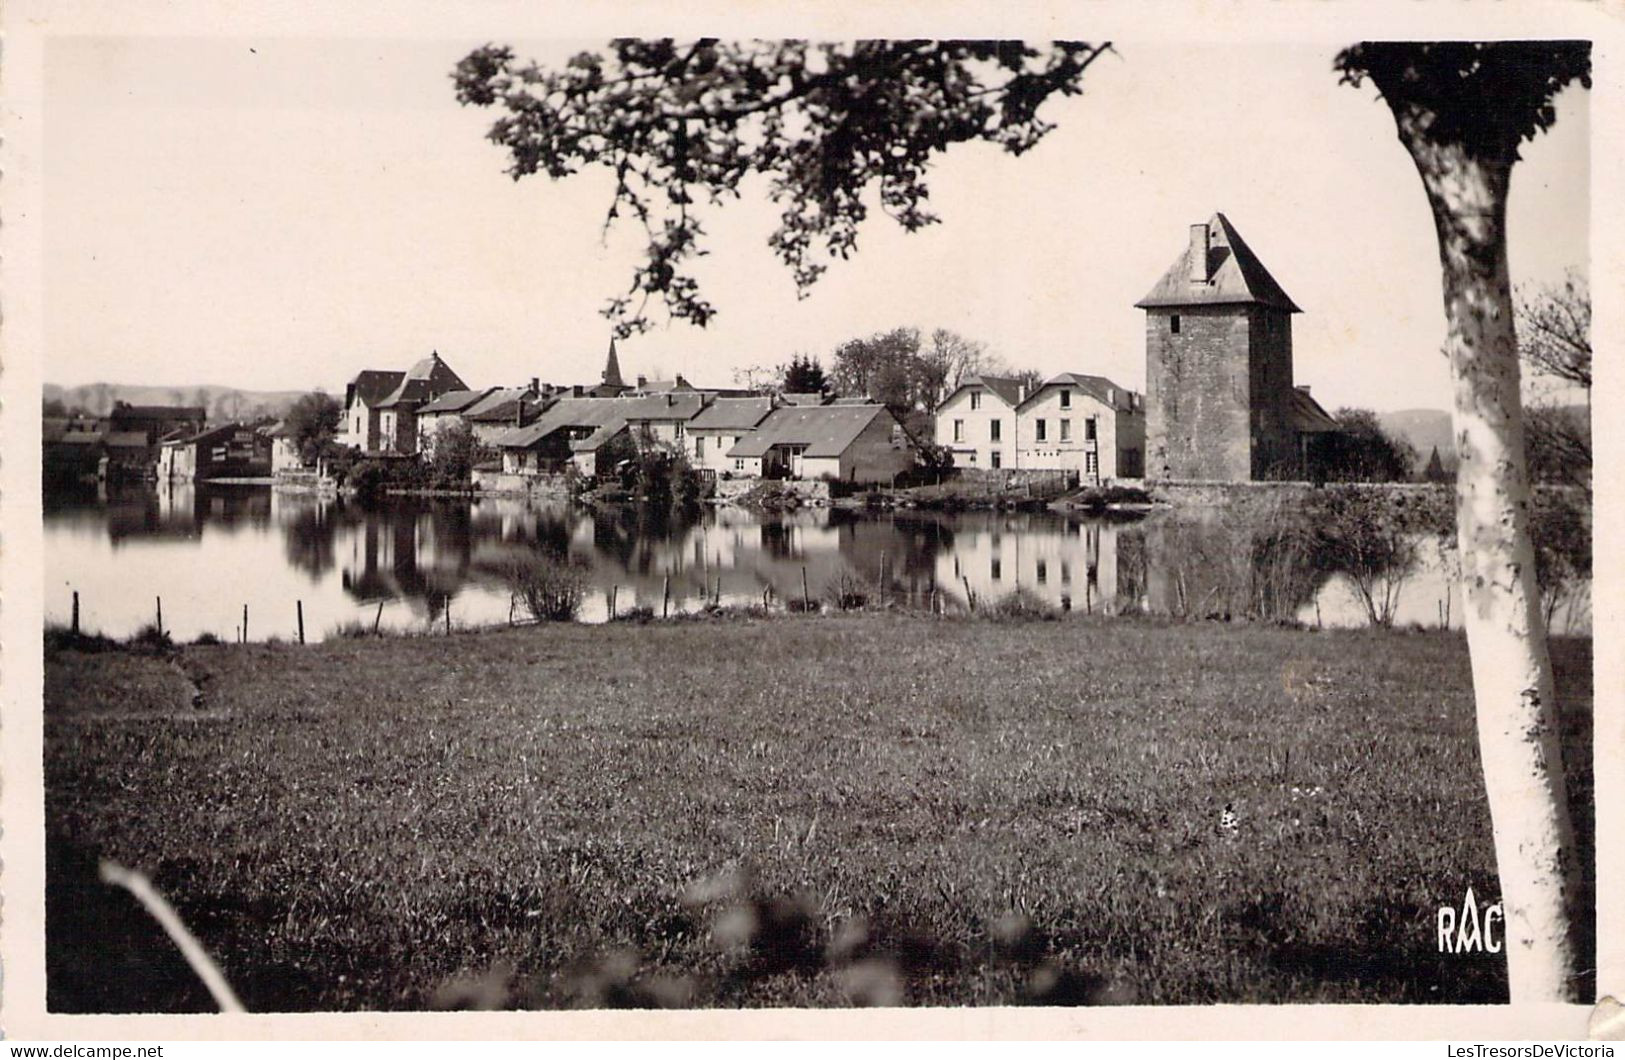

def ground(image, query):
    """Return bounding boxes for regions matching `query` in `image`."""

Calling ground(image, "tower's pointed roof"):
[1135,213,1301,313]
[602,337,625,388]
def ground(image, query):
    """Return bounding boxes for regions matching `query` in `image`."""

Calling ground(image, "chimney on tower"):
[1189,223,1212,284]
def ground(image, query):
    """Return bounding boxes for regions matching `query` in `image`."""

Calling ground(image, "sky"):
[43,36,1589,413]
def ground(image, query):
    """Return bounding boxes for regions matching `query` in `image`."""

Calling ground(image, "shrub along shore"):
[44,613,1593,1011]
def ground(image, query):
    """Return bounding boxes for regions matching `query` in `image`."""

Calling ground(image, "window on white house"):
[1085,417,1097,441]
[953,419,964,443]
[1060,390,1071,409]
[1036,560,1047,584]
[1035,419,1047,442]
[990,419,1002,442]
[1061,561,1072,585]
[695,437,705,458]
[1060,419,1071,441]
[970,392,981,411]
[991,558,1002,581]
[991,451,1002,469]
[1171,314,1181,334]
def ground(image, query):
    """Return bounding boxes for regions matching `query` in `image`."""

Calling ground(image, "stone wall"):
[1145,305,1253,481]
[471,469,575,497]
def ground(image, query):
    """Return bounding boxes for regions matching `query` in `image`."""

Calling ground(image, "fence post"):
[242,604,248,643]
[801,566,810,612]
[71,590,80,635]
[879,549,887,606]
[609,585,617,621]
[156,596,164,636]
[374,600,384,635]
[297,600,305,645]
[662,574,671,619]
[445,606,451,635]
[962,575,975,613]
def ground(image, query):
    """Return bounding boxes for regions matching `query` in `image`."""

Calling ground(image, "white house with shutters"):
[934,372,1146,482]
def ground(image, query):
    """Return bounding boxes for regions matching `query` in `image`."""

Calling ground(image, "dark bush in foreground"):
[501,552,591,622]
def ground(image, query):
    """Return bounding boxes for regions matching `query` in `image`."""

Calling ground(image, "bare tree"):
[1516,271,1590,395]
[1337,41,1589,1002]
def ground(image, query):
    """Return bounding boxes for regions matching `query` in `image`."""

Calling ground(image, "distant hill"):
[43,383,316,423]
[1377,408,1456,471]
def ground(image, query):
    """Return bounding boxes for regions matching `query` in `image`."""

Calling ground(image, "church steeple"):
[602,337,625,388]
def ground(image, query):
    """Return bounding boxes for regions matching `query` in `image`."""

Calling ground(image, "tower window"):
[1171,314,1181,334]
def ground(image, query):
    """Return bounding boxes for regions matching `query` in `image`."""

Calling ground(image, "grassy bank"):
[44,615,1593,1011]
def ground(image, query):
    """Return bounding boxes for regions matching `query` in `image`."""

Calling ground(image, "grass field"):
[43,614,1594,1011]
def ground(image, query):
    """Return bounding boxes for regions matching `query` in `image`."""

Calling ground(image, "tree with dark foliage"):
[1325,408,1416,482]
[781,353,828,395]
[453,39,1111,335]
[283,391,343,466]
[1337,40,1590,1002]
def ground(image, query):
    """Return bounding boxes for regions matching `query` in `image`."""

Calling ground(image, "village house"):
[264,421,304,474]
[686,397,775,474]
[725,403,921,484]
[42,418,107,484]
[934,375,1026,470]
[462,386,546,445]
[341,352,467,454]
[101,431,159,481]
[108,402,206,445]
[413,388,497,450]
[489,397,630,477]
[156,424,273,482]
[1013,373,1146,482]
[1137,212,1339,481]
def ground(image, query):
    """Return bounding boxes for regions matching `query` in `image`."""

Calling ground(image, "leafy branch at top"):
[453,39,1111,337]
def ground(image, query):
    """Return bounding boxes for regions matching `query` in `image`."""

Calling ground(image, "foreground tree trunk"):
[1393,116,1580,1002]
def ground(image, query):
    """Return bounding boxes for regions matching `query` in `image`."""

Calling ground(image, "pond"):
[42,483,1590,643]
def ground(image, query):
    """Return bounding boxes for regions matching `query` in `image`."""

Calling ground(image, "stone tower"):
[1136,213,1302,481]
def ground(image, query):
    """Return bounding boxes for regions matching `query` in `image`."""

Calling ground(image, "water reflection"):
[42,484,1590,642]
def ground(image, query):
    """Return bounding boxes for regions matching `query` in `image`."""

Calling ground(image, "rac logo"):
[1438,886,1504,954]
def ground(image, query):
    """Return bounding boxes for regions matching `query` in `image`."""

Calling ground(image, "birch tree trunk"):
[1394,116,1580,1001]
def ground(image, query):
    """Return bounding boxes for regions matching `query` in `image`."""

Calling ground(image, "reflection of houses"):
[342,352,468,454]
[1138,213,1338,481]
[935,516,1126,612]
[726,404,921,484]
[687,397,774,474]
[157,424,273,481]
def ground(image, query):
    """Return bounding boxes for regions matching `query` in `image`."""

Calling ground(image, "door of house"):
[1085,450,1099,483]
[789,446,807,479]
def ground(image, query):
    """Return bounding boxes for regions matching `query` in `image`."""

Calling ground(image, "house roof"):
[348,370,406,407]
[464,388,536,422]
[104,432,154,449]
[937,374,1027,413]
[1289,387,1341,433]
[688,397,774,431]
[1017,373,1139,413]
[110,405,206,420]
[489,397,625,450]
[161,424,251,447]
[727,404,904,459]
[779,391,830,406]
[490,393,711,452]
[417,388,493,415]
[1135,212,1301,313]
[375,353,468,409]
